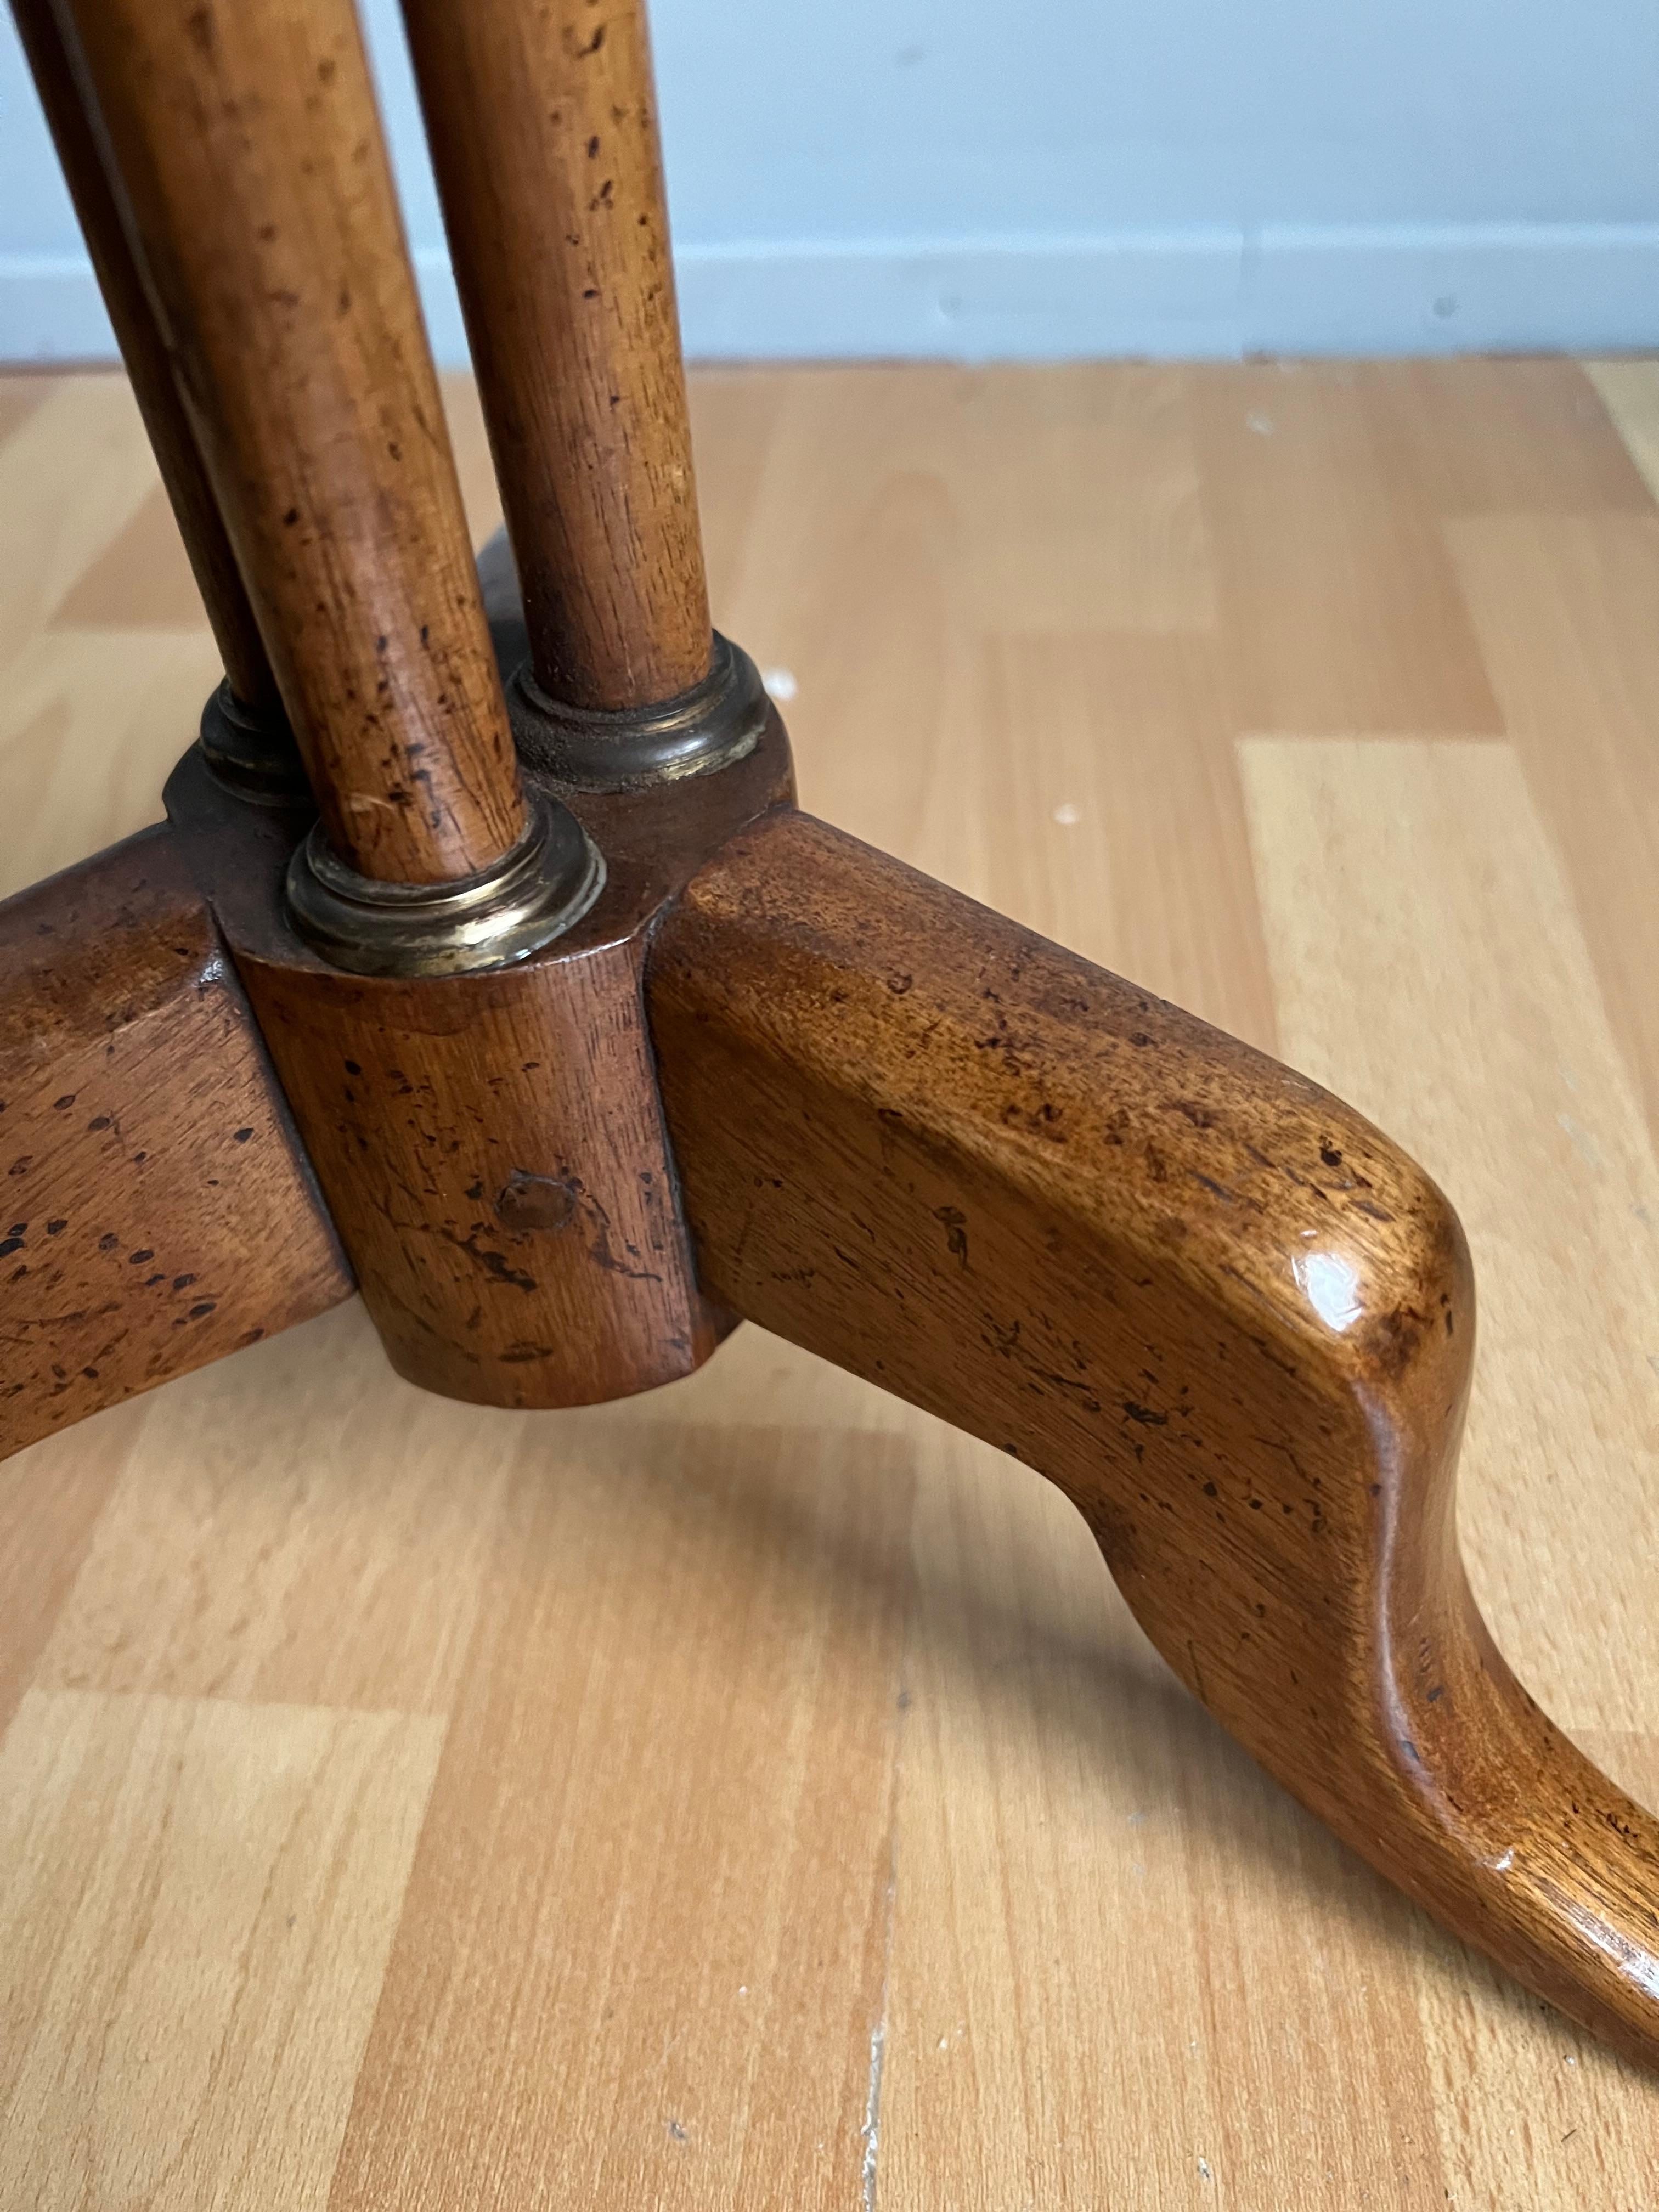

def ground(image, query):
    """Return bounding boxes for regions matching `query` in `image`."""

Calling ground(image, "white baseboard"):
[5,223,1658,369]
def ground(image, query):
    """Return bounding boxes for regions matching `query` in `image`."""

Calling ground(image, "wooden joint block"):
[162,708,794,1410]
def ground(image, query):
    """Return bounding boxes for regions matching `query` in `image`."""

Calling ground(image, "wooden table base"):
[3,357,1658,2202]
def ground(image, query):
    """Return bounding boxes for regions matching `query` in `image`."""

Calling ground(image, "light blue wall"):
[3,0,1657,362]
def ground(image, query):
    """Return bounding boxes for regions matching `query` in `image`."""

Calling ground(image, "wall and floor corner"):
[2,0,1657,364]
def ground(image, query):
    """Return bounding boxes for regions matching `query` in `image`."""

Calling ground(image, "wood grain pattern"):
[0,377,162,670]
[0,1403,140,1735]
[1243,736,1659,2177]
[694,364,1218,881]
[399,0,712,709]
[1240,738,1659,1729]
[5,359,1659,2199]
[1172,1737,1447,2205]
[328,1413,915,2209]
[978,631,1278,1052]
[0,825,352,1460]
[1447,512,1659,1146]
[239,923,726,1409]
[946,362,1218,635]
[1193,363,1505,735]
[879,1421,1449,2208]
[1413,1734,1659,2203]
[164,707,790,1408]
[439,373,509,554]
[34,1305,511,1713]
[647,806,1659,2067]
[1584,357,1659,503]
[0,630,222,898]
[9,0,278,714]
[1375,356,1656,518]
[0,1688,442,2207]
[0,373,52,449]
[56,0,527,881]
[51,484,228,635]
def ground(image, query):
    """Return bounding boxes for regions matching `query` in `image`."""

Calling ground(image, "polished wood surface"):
[0,825,351,1459]
[163,716,789,1409]
[400,0,713,709]
[54,0,526,882]
[7,0,278,716]
[4,357,1659,2198]
[650,805,1659,2067]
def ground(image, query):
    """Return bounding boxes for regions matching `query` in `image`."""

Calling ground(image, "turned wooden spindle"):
[398,0,713,709]
[53,0,528,884]
[10,0,278,716]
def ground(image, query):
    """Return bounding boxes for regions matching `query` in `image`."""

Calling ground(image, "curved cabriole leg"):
[646,807,1659,2070]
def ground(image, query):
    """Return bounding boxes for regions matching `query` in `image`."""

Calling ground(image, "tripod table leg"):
[646,805,1659,2070]
[0,826,352,1463]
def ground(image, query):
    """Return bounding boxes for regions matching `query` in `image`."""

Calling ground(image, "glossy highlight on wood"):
[647,807,1659,2070]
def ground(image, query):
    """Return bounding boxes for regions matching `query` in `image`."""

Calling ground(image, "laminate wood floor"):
[3,356,1658,2206]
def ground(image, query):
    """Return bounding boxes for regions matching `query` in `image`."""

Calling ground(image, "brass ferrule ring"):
[506,631,769,793]
[198,678,311,805]
[285,789,604,979]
